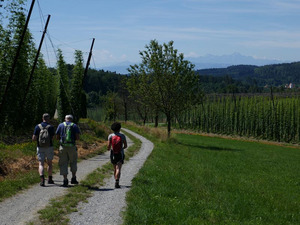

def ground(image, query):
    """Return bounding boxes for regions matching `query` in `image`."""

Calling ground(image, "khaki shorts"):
[58,145,78,175]
[37,146,54,162]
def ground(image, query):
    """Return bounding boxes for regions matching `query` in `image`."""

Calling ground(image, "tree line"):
[197,63,300,90]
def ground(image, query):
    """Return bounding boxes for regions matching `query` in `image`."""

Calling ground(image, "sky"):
[14,0,300,69]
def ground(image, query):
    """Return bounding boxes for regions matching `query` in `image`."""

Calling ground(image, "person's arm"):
[50,126,55,140]
[56,125,61,140]
[74,124,80,141]
[32,125,38,141]
[107,135,112,151]
[123,137,127,149]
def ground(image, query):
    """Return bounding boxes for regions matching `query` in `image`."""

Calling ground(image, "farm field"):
[124,130,300,225]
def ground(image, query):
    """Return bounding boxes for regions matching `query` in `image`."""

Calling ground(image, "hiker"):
[32,113,55,186]
[56,115,81,187]
[107,122,127,188]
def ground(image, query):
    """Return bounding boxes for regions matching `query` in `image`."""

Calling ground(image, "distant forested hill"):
[196,62,300,87]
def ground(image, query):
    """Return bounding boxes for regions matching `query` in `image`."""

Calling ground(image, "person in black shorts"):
[107,122,127,188]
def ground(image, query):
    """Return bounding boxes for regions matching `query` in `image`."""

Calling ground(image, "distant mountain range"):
[101,53,287,74]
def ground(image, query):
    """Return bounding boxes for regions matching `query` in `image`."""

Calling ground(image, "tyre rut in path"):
[68,128,154,225]
[0,129,153,225]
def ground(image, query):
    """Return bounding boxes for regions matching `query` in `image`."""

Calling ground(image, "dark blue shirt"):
[56,121,81,144]
[33,122,55,147]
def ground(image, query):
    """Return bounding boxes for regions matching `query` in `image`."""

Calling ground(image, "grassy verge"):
[0,141,59,202]
[0,119,108,202]
[36,128,141,224]
[124,126,300,224]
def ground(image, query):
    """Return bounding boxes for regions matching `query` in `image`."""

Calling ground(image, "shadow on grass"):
[176,141,242,152]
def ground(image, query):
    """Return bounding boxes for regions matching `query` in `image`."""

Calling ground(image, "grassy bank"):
[124,127,300,224]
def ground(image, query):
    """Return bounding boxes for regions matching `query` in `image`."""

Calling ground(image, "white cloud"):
[241,40,300,49]
[185,52,199,58]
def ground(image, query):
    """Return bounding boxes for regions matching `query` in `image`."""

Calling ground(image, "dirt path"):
[68,128,154,224]
[0,129,153,225]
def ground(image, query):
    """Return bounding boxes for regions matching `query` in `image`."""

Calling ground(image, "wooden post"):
[22,14,51,106]
[82,38,95,89]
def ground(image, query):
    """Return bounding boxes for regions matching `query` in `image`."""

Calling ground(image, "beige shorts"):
[58,145,78,175]
[37,146,54,162]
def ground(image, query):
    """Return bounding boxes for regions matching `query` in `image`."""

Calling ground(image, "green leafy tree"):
[126,67,152,125]
[103,91,120,122]
[70,50,84,122]
[56,49,71,122]
[128,40,198,136]
[23,57,57,126]
[0,0,34,131]
[118,76,130,122]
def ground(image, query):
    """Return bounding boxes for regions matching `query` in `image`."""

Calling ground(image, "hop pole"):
[82,38,95,89]
[22,14,51,107]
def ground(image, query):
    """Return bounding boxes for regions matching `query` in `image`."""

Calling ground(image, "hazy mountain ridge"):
[101,53,286,74]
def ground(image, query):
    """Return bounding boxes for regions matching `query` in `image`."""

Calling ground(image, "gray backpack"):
[38,124,51,147]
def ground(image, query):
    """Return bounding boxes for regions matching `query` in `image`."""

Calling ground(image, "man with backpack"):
[32,113,55,186]
[56,115,81,187]
[107,122,127,188]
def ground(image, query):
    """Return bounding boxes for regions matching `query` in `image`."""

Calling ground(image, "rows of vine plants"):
[177,95,300,143]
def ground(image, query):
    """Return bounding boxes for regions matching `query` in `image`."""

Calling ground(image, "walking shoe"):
[71,177,79,185]
[48,176,54,184]
[115,182,120,189]
[40,175,45,187]
[62,179,68,187]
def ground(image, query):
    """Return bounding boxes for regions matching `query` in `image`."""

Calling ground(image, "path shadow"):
[88,187,114,192]
[84,185,132,192]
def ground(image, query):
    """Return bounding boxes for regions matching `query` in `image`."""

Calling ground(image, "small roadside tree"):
[128,40,199,136]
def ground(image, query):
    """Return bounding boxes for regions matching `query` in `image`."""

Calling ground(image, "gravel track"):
[0,129,153,225]
[69,128,154,225]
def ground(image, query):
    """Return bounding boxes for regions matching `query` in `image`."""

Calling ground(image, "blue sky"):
[22,0,300,68]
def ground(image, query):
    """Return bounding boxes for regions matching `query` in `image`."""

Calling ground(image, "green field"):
[124,131,300,225]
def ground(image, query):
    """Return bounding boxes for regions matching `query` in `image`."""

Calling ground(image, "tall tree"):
[126,67,152,125]
[70,50,84,122]
[0,0,34,131]
[56,49,71,122]
[128,40,199,136]
[103,91,119,122]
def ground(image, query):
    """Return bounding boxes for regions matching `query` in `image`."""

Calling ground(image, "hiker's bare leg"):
[116,163,122,180]
[47,159,53,176]
[39,161,44,176]
[113,164,117,180]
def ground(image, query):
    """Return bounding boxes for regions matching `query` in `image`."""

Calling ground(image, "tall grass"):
[124,132,300,224]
